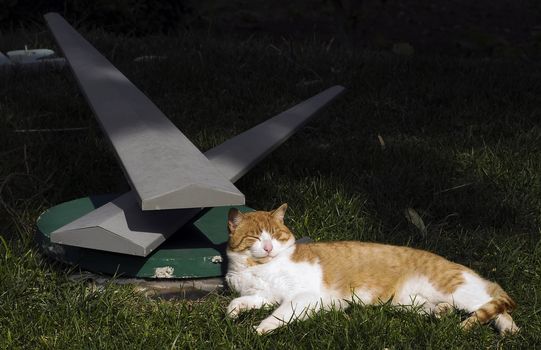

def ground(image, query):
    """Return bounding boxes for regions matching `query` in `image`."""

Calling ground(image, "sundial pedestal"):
[36,194,252,279]
[35,13,344,280]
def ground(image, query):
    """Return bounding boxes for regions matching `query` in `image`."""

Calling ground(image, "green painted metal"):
[36,195,253,278]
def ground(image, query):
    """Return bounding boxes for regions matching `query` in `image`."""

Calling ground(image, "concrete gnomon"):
[35,13,345,290]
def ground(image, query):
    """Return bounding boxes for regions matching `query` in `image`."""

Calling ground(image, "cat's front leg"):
[255,293,322,335]
[227,295,269,319]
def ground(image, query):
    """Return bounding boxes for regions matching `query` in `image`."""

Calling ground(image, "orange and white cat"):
[225,204,519,335]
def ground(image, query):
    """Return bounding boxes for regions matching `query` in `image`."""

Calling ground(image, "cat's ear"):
[228,208,244,233]
[271,203,288,223]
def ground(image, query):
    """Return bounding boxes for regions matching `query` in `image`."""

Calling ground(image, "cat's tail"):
[461,282,519,335]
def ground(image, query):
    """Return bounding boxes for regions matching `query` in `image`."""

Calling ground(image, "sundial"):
[36,13,345,279]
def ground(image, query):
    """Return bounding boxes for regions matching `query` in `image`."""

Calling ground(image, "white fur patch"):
[260,230,271,241]
[351,288,374,305]
[227,247,325,303]
[451,272,492,311]
[395,275,446,311]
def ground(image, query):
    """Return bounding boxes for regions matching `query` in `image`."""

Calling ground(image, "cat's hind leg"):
[461,303,519,335]
[452,273,518,335]
[227,295,270,319]
[255,293,328,335]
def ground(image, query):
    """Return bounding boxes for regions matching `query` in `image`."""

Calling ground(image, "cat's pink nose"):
[263,241,273,253]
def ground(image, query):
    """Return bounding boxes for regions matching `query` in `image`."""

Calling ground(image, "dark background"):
[1,0,540,57]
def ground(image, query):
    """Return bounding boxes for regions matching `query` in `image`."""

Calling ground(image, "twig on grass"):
[434,183,474,195]
[13,127,89,133]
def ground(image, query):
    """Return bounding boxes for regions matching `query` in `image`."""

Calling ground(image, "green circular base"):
[36,194,252,279]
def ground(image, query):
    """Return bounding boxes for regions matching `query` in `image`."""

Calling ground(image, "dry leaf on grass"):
[404,207,427,236]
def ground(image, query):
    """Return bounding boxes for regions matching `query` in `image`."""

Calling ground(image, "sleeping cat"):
[225,204,519,335]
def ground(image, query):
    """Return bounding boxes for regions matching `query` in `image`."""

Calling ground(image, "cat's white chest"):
[226,251,324,303]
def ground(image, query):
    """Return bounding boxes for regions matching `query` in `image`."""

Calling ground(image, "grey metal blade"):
[206,85,345,182]
[49,76,344,254]
[44,12,244,210]
[52,192,200,256]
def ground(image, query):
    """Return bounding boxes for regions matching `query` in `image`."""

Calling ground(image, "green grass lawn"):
[1,28,541,349]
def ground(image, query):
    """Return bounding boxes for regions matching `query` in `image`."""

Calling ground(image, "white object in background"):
[7,47,55,63]
[1,46,66,69]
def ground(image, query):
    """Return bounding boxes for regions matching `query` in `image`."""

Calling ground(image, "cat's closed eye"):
[229,234,260,251]
[272,230,291,242]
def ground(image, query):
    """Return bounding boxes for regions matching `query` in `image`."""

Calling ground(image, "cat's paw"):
[254,320,280,335]
[226,300,244,319]
[460,315,479,330]
[226,295,268,319]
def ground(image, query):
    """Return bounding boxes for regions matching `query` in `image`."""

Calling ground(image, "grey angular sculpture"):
[44,13,345,256]
[45,13,244,210]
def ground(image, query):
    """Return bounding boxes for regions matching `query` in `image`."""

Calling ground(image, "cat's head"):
[227,204,295,262]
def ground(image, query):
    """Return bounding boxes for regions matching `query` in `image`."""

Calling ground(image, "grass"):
[1,26,541,349]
